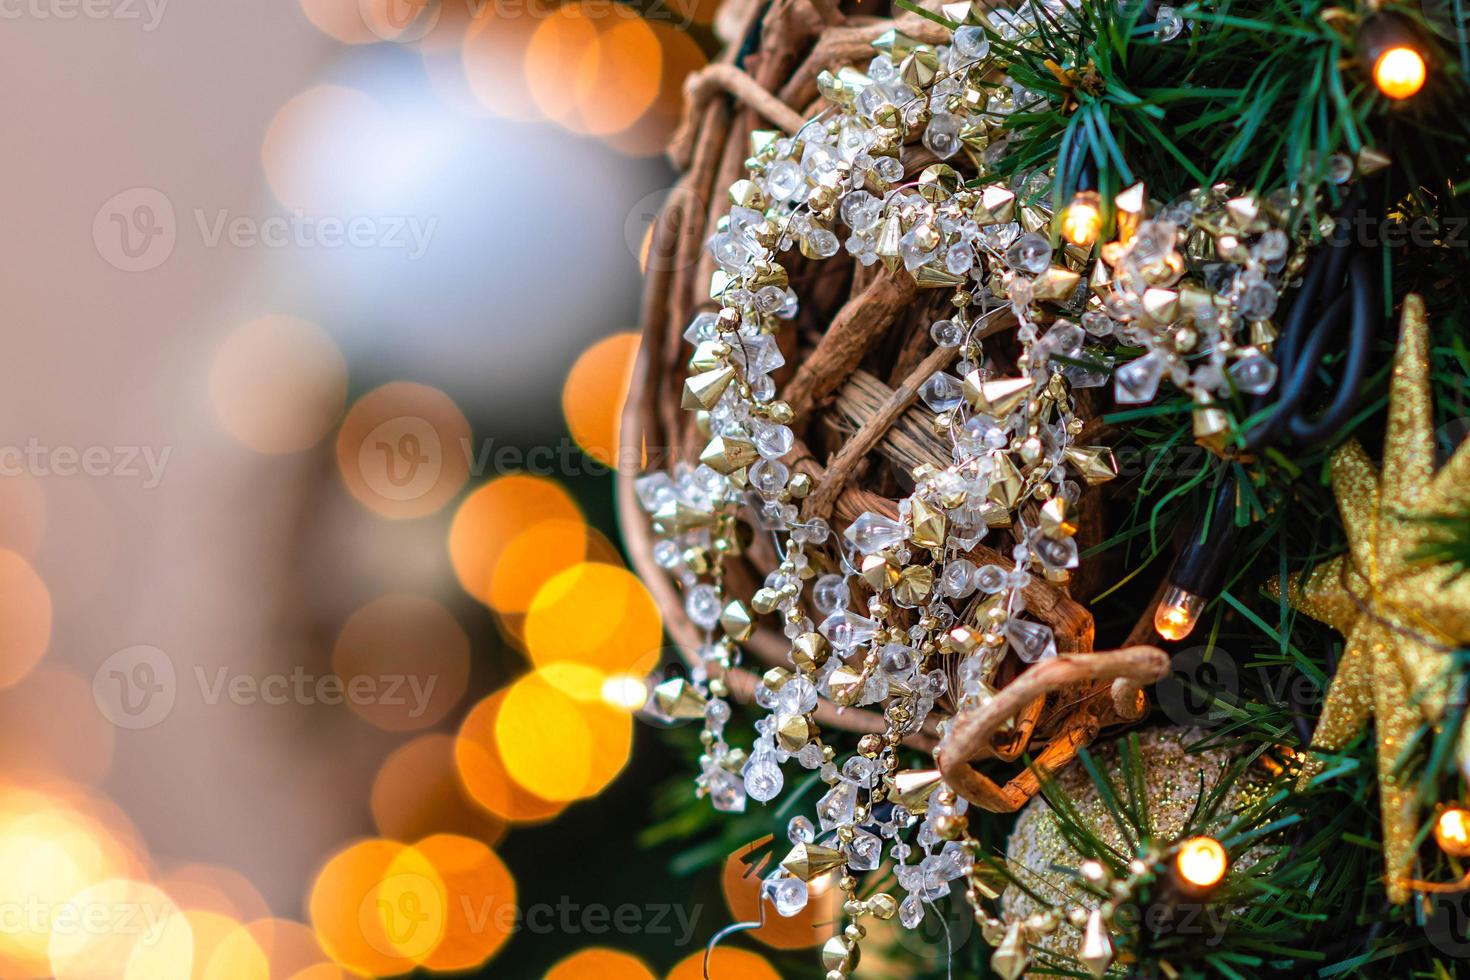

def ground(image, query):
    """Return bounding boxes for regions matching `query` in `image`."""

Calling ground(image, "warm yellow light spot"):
[489,518,590,615]
[364,846,447,964]
[600,673,649,711]
[455,692,566,825]
[1175,836,1228,889]
[240,917,334,978]
[667,947,781,980]
[604,22,709,158]
[332,594,469,731]
[371,734,506,845]
[1374,46,1426,99]
[308,840,429,976]
[546,947,655,980]
[1154,586,1203,641]
[562,333,641,468]
[494,667,633,802]
[720,841,839,950]
[1436,806,1470,857]
[525,563,662,675]
[208,315,346,455]
[199,916,272,980]
[576,17,663,137]
[1061,193,1103,247]
[410,834,516,972]
[461,12,542,123]
[335,381,472,520]
[447,475,584,609]
[48,879,192,980]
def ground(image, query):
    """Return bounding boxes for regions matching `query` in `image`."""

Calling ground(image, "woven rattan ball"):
[617,0,1124,751]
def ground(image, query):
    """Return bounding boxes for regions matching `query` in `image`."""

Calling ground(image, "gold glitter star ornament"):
[1273,294,1470,902]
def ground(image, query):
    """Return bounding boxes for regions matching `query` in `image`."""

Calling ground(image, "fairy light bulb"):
[1154,585,1204,641]
[1436,806,1470,857]
[1061,191,1103,247]
[1374,46,1426,99]
[1175,836,1228,890]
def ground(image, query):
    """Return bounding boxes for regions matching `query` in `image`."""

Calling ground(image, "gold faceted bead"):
[844,923,866,941]
[934,812,968,840]
[775,712,815,753]
[791,631,830,672]
[762,666,794,691]
[751,587,781,615]
[822,935,859,973]
[788,472,812,498]
[765,400,794,424]
[868,892,898,920]
[893,565,934,606]
[857,733,884,758]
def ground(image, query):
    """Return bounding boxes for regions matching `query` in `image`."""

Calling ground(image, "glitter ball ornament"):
[998,728,1262,970]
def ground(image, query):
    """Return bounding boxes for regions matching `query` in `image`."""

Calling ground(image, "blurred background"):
[0,0,856,975]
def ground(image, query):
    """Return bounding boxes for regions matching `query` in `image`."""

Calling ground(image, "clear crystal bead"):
[1005,232,1052,274]
[918,372,965,412]
[816,780,858,831]
[707,768,747,812]
[744,757,784,802]
[899,893,925,928]
[922,112,962,159]
[686,584,722,629]
[788,815,816,844]
[930,318,965,347]
[844,511,907,553]
[819,608,881,651]
[766,874,808,917]
[777,676,819,714]
[1154,4,1183,40]
[846,829,883,871]
[974,563,1008,593]
[1006,618,1057,662]
[1114,350,1166,403]
[941,558,977,598]
[953,25,991,59]
[1230,351,1279,394]
[813,573,849,613]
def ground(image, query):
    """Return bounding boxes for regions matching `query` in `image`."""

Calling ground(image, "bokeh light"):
[308,839,440,976]
[208,315,347,455]
[454,691,566,825]
[261,86,385,213]
[335,381,473,520]
[525,562,661,675]
[0,548,51,690]
[0,668,112,784]
[296,0,376,44]
[447,475,584,609]
[525,5,603,127]
[604,22,709,157]
[371,734,507,845]
[410,833,516,972]
[159,863,273,927]
[332,593,470,731]
[721,841,839,949]
[0,472,46,560]
[562,332,639,467]
[47,878,193,980]
[0,784,139,975]
[242,917,338,979]
[667,947,780,980]
[186,910,271,980]
[493,665,633,802]
[461,9,543,122]
[575,17,662,137]
[546,947,655,980]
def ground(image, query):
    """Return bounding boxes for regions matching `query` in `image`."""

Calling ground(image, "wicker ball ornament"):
[617,0,1170,814]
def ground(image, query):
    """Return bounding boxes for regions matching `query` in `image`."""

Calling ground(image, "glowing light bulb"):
[1061,192,1103,247]
[1374,46,1426,100]
[1175,836,1228,890]
[1154,585,1204,641]
[1436,806,1470,857]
